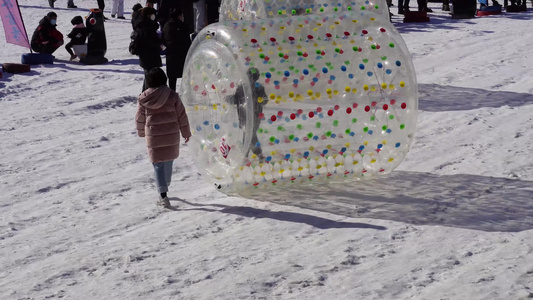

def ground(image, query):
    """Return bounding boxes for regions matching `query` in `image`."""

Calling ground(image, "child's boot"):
[157,196,171,208]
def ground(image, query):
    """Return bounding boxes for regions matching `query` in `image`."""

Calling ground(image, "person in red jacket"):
[31,12,64,54]
[136,67,191,208]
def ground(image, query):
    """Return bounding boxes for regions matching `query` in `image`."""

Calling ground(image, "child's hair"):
[132,3,143,12]
[147,67,167,88]
[47,12,57,20]
[71,15,83,25]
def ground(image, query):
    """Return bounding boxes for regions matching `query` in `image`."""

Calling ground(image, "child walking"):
[65,16,87,60]
[135,67,191,208]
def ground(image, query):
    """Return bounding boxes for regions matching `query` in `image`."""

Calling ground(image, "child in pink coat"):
[136,67,191,208]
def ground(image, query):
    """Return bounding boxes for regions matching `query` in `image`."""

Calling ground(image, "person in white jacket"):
[111,0,125,19]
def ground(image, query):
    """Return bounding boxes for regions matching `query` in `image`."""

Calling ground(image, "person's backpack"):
[129,29,141,55]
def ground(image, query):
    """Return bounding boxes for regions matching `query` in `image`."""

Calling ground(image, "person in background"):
[111,0,126,19]
[398,0,408,14]
[31,12,64,54]
[442,0,450,11]
[65,15,87,60]
[398,0,432,13]
[135,7,163,92]
[48,0,77,8]
[157,0,179,31]
[420,0,432,12]
[135,67,191,208]
[162,8,191,91]
[97,0,108,20]
[193,0,207,33]
[132,3,143,29]
[206,0,219,24]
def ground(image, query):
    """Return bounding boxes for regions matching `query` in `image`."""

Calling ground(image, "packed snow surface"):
[1,1,532,299]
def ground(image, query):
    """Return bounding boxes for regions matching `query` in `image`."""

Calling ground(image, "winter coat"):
[162,18,191,78]
[131,10,142,30]
[135,19,162,70]
[136,86,191,163]
[31,16,64,51]
[66,25,87,45]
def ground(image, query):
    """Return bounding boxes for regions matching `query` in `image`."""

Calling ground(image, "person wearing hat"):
[30,12,64,54]
[65,16,88,60]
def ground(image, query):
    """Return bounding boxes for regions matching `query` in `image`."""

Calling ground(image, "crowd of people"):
[33,1,219,84]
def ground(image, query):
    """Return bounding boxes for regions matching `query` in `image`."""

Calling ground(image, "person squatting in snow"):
[31,12,64,54]
[135,67,191,208]
[65,16,88,61]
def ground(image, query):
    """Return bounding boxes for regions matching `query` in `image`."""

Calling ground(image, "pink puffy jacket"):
[136,86,191,163]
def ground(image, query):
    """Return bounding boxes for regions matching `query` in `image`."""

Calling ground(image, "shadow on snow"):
[418,83,533,111]
[174,199,387,230]
[237,171,533,232]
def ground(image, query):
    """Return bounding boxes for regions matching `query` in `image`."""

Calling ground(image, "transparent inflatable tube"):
[181,10,418,191]
[219,0,390,21]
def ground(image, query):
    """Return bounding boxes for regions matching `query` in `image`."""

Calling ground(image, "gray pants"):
[152,160,173,193]
[112,0,124,17]
[193,0,207,33]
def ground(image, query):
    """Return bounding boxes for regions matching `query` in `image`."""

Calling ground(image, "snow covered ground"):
[1,0,532,299]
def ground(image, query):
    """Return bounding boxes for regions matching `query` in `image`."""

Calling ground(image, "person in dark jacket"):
[135,7,163,92]
[157,0,180,31]
[65,16,88,60]
[162,8,191,91]
[225,68,268,160]
[131,3,143,30]
[206,0,220,24]
[31,12,64,54]
[97,0,109,20]
[49,0,77,8]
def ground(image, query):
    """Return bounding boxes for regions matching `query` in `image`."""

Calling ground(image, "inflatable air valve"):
[81,8,108,65]
[180,0,418,191]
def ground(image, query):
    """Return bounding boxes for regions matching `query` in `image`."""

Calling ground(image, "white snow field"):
[1,1,532,299]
